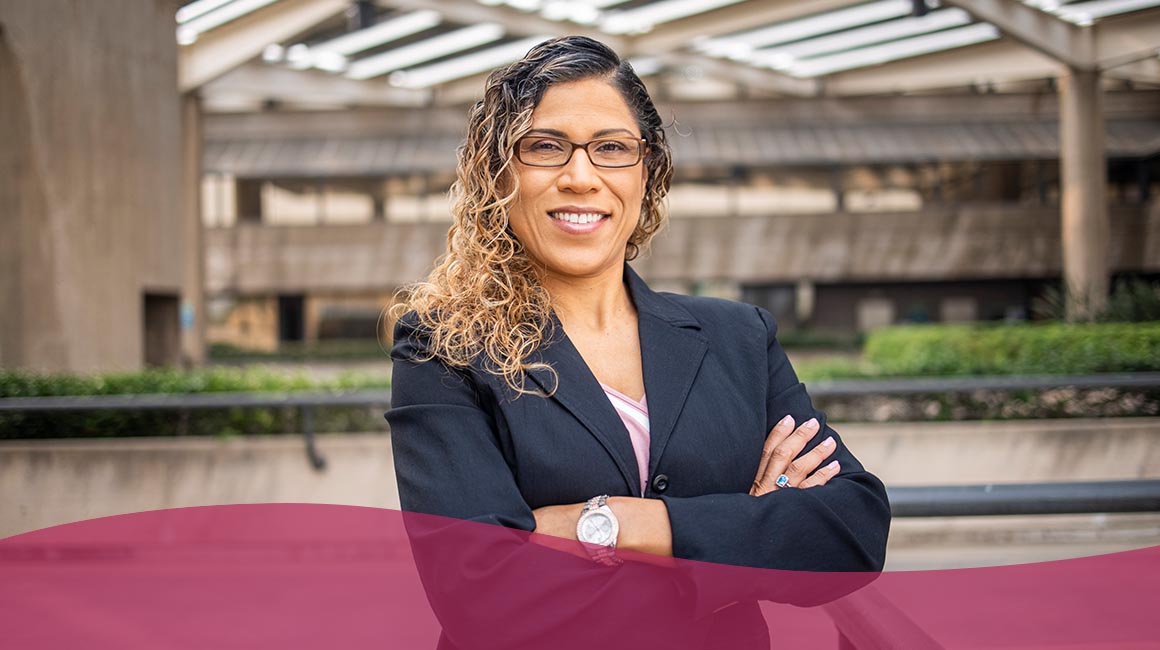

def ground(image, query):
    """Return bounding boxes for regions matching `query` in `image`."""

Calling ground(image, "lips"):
[546,208,609,234]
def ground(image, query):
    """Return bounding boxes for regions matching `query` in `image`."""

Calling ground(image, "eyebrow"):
[526,127,638,139]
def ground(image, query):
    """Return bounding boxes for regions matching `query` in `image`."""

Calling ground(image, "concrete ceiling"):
[174,0,1160,111]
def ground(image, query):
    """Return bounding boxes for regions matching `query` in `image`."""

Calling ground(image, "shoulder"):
[390,310,432,363]
[654,292,775,338]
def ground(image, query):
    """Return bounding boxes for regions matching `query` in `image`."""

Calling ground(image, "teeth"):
[549,212,605,224]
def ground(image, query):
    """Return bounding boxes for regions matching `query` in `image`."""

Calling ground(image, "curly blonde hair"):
[391,36,674,397]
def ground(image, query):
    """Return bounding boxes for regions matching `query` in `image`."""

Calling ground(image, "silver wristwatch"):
[576,495,622,566]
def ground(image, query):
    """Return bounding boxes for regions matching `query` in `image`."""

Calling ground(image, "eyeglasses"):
[515,136,647,169]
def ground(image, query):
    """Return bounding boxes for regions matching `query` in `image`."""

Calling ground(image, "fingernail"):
[826,460,840,471]
[804,418,819,431]
[822,436,835,447]
[777,415,794,430]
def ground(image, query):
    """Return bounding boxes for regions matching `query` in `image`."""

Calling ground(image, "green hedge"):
[209,339,389,361]
[0,368,390,440]
[863,322,1160,376]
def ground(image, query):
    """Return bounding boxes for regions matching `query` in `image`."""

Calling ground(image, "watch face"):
[579,512,615,545]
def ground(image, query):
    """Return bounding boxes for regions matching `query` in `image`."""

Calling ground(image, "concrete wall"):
[2,418,1157,540]
[204,203,1159,295]
[0,1,184,372]
[0,432,399,540]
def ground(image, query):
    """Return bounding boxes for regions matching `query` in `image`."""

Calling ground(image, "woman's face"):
[507,77,648,284]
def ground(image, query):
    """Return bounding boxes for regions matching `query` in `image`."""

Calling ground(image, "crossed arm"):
[530,412,845,557]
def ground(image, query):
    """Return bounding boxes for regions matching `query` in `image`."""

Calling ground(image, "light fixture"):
[626,56,661,76]
[309,10,441,57]
[312,50,348,73]
[346,23,506,80]
[390,36,550,88]
[749,8,972,65]
[262,43,285,63]
[601,0,748,35]
[789,22,999,77]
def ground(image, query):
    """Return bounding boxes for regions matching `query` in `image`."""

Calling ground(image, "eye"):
[526,138,567,153]
[594,139,631,153]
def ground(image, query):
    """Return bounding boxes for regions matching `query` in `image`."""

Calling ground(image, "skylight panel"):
[176,0,279,44]
[601,0,748,35]
[389,36,550,88]
[748,8,973,68]
[346,23,506,80]
[695,0,916,58]
[789,22,999,77]
[310,10,442,57]
[1054,0,1160,24]
[177,0,236,24]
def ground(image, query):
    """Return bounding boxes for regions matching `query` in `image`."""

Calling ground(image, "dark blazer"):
[387,263,890,573]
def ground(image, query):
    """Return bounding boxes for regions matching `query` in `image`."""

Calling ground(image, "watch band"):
[577,495,622,566]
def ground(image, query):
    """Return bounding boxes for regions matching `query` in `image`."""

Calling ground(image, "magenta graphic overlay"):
[1,504,1156,649]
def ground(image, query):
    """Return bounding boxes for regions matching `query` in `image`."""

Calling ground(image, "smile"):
[548,212,608,224]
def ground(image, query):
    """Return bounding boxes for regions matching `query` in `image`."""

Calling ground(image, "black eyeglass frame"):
[514,136,648,169]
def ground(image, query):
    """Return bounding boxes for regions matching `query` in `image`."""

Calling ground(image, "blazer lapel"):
[527,318,642,496]
[624,265,708,481]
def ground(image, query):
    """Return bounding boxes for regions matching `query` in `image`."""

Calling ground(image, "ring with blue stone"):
[775,474,791,488]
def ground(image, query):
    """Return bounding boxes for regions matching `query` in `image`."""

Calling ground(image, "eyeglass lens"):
[518,137,641,168]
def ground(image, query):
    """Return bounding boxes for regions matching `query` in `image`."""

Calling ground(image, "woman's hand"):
[749,415,839,496]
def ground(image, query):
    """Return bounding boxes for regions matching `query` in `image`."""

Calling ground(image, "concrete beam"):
[942,0,1095,69]
[179,0,347,92]
[656,53,821,98]
[202,63,430,108]
[626,0,862,56]
[1104,57,1160,86]
[1059,68,1109,321]
[1092,8,1160,68]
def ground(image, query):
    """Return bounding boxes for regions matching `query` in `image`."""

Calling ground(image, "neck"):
[540,263,634,333]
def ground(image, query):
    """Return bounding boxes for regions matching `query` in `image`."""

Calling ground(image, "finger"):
[754,415,795,484]
[760,417,820,486]
[797,460,841,489]
[784,435,837,484]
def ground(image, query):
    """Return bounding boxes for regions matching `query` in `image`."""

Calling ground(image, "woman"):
[387,34,887,594]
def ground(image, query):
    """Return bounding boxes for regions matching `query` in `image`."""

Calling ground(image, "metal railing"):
[2,372,1158,491]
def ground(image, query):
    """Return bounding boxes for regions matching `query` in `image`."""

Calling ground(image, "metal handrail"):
[2,372,1157,412]
[888,480,1160,517]
[807,372,1160,396]
[0,389,392,472]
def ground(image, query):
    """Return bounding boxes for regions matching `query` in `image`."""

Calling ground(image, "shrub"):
[0,368,390,440]
[863,321,1160,376]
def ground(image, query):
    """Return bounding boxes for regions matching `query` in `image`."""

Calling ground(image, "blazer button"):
[651,474,669,494]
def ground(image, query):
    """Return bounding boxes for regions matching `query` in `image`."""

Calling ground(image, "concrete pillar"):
[796,280,815,323]
[1058,67,1110,320]
[181,93,207,366]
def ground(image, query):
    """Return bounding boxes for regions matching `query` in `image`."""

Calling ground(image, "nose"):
[556,146,601,193]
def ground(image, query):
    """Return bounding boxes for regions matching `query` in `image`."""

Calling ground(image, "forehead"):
[530,78,638,137]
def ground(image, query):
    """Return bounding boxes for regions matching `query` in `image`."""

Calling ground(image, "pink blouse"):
[599,382,651,495]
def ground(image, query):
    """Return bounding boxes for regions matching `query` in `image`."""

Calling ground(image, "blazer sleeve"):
[386,312,536,530]
[659,306,891,572]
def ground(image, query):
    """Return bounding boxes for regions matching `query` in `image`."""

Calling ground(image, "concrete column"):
[1058,67,1110,320]
[181,93,207,366]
